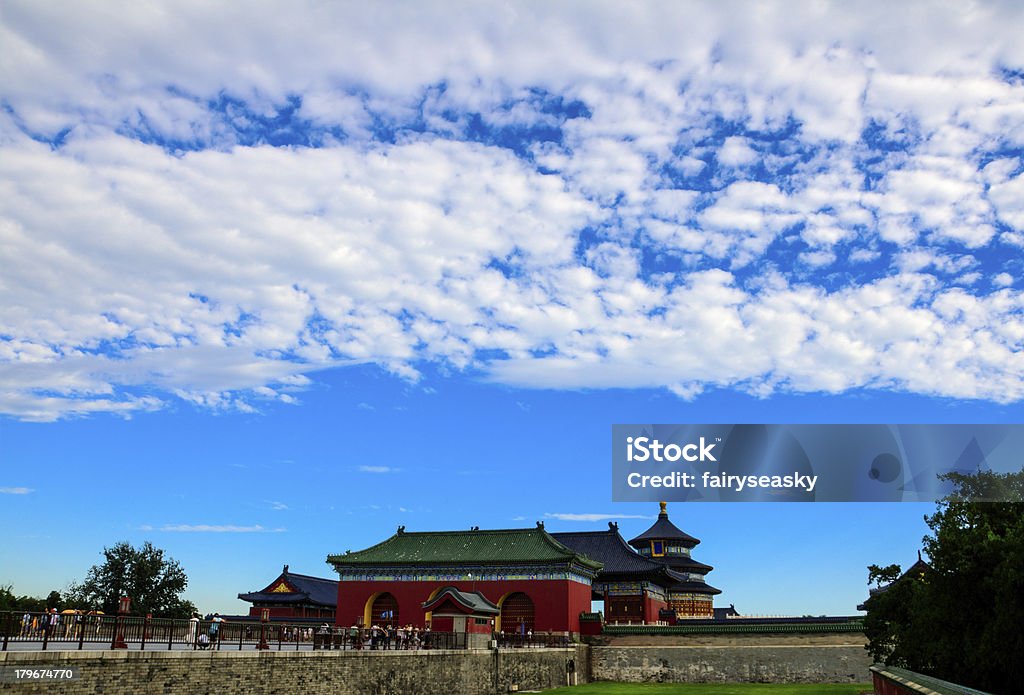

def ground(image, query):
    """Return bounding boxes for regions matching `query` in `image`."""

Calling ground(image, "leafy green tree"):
[0,585,54,613]
[45,590,62,611]
[864,470,1024,692]
[67,541,196,618]
[0,585,17,612]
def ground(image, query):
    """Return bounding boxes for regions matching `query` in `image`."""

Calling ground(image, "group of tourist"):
[334,623,431,650]
[372,623,431,650]
[19,608,104,639]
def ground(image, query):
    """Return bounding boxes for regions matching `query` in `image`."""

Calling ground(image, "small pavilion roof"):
[238,564,338,607]
[328,524,603,571]
[552,524,680,583]
[422,587,499,616]
[628,502,701,549]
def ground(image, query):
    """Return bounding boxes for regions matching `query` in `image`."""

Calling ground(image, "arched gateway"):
[498,592,534,634]
[367,592,399,627]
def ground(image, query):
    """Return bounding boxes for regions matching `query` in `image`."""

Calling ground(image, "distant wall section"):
[591,632,871,684]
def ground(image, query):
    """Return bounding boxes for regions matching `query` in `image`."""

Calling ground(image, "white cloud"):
[0,486,34,494]
[159,524,284,532]
[718,137,758,167]
[359,466,399,474]
[2,1,1024,415]
[545,512,655,522]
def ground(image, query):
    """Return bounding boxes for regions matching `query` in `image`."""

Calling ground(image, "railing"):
[870,664,994,695]
[602,618,865,635]
[493,632,574,648]
[338,628,460,650]
[1,611,332,652]
[1,612,500,652]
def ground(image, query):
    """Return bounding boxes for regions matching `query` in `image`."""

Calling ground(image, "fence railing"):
[494,632,573,648]
[0,611,534,652]
[870,664,994,695]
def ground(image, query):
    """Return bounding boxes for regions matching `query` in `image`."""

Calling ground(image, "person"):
[187,613,200,646]
[46,608,59,639]
[208,613,224,645]
[349,622,360,650]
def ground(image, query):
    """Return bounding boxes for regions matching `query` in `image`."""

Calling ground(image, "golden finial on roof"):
[659,501,667,514]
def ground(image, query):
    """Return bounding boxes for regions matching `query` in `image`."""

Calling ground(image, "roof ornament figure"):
[283,564,289,574]
[608,521,619,530]
[536,520,545,529]
[397,525,406,534]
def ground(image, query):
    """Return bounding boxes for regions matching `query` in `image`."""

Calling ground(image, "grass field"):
[540,683,872,695]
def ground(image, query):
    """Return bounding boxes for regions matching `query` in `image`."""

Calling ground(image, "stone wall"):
[0,636,876,691]
[592,642,871,684]
[0,647,588,695]
[590,631,868,647]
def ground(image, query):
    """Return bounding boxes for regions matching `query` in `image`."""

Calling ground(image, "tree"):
[0,585,56,613]
[67,541,196,618]
[45,590,62,611]
[863,470,1024,693]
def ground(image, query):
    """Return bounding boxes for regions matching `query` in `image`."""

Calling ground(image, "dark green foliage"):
[66,541,196,618]
[0,585,55,613]
[864,470,1024,693]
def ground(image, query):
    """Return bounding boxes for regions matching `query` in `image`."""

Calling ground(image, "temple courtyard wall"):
[0,647,587,695]
[0,634,872,693]
[590,632,870,684]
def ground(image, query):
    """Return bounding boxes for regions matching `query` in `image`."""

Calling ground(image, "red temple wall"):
[335,579,591,633]
[431,615,453,631]
[564,580,592,629]
[643,594,668,623]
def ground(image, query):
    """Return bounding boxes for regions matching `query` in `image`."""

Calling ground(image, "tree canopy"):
[863,469,1024,693]
[67,541,196,618]
[0,585,49,613]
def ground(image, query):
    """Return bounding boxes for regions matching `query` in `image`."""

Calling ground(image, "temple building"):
[421,587,500,648]
[327,523,602,633]
[858,551,931,612]
[553,522,680,624]
[238,565,338,620]
[627,502,721,618]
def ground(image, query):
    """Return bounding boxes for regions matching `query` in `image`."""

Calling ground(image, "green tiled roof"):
[604,619,864,635]
[328,526,603,570]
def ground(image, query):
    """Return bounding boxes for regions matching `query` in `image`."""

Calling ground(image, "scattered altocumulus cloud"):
[359,465,400,474]
[2,1,1024,420]
[545,513,656,522]
[154,524,285,533]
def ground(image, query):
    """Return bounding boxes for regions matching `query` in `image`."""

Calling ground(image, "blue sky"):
[2,1,1023,616]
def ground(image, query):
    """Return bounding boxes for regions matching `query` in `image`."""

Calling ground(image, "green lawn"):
[541,683,872,695]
